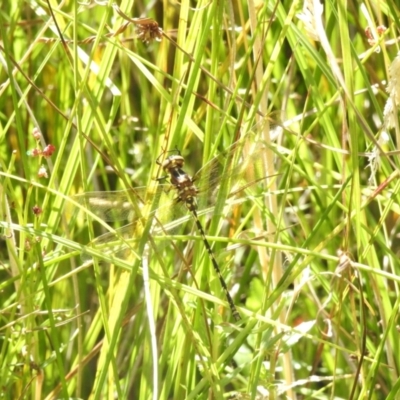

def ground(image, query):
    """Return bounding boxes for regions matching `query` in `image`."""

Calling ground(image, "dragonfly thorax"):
[162,154,199,211]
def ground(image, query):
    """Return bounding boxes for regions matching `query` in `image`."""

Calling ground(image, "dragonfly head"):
[162,154,185,173]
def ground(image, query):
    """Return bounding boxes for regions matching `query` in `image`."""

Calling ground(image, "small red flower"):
[32,127,41,140]
[38,166,48,178]
[27,148,42,157]
[32,205,42,215]
[42,144,56,157]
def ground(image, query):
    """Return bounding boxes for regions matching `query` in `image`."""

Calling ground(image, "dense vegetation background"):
[1,0,400,399]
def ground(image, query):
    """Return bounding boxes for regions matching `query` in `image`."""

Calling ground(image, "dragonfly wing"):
[73,185,170,222]
[77,188,192,262]
[194,130,270,212]
[80,222,138,262]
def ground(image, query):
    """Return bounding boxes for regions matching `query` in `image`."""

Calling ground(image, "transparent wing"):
[194,129,270,212]
[73,184,174,222]
[74,122,272,262]
[78,209,195,262]
[73,185,189,261]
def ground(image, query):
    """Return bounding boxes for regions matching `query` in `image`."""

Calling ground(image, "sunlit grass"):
[1,0,400,399]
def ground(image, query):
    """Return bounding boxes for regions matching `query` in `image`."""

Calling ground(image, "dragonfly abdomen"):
[160,152,241,321]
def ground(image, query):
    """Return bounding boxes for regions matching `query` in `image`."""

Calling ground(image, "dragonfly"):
[74,128,273,321]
